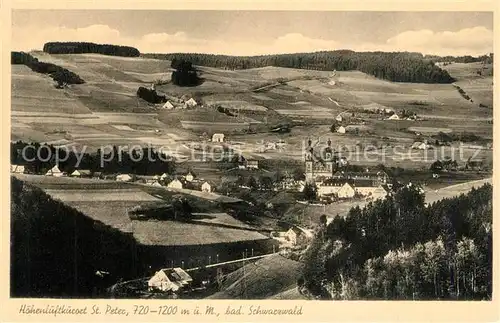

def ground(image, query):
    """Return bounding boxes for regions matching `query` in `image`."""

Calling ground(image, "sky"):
[11,10,494,56]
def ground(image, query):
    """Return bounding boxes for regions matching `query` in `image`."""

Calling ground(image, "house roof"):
[288,226,315,238]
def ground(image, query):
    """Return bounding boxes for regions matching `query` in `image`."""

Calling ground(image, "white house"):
[337,182,356,198]
[10,164,25,174]
[167,179,183,189]
[387,114,400,120]
[284,226,315,246]
[336,126,346,134]
[116,174,133,182]
[45,165,64,177]
[185,172,194,182]
[70,169,92,178]
[335,114,343,122]
[162,101,174,109]
[148,268,192,292]
[184,98,198,108]
[160,173,169,180]
[201,181,212,193]
[212,133,225,143]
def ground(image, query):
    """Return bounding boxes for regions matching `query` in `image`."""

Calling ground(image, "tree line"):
[425,53,493,64]
[144,51,456,84]
[11,51,84,86]
[43,42,140,57]
[301,183,492,300]
[11,141,176,176]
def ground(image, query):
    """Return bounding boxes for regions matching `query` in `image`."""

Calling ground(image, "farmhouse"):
[335,114,343,122]
[336,126,346,134]
[10,164,25,174]
[162,101,174,109]
[160,173,169,181]
[148,268,193,292]
[184,98,198,108]
[284,226,315,246]
[387,114,400,120]
[116,174,133,182]
[167,179,183,189]
[201,181,212,193]
[185,172,194,182]
[212,133,225,143]
[45,165,64,177]
[70,169,92,178]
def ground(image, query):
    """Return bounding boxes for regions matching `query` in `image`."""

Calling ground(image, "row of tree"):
[43,42,140,57]
[145,51,456,83]
[11,51,84,85]
[11,141,176,176]
[301,183,492,300]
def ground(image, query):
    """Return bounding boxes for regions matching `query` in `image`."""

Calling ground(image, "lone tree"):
[171,59,201,86]
[303,182,317,201]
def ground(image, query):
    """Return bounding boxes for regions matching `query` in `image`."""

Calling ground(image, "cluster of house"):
[304,143,391,201]
[147,267,193,293]
[161,97,198,110]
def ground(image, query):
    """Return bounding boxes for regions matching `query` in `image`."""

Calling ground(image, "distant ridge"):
[143,50,457,84]
[43,42,140,57]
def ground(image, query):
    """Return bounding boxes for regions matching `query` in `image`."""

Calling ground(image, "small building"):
[245,159,259,169]
[412,141,432,150]
[284,226,315,246]
[184,98,198,108]
[387,114,400,120]
[45,165,64,177]
[148,268,193,292]
[185,172,194,182]
[335,114,343,122]
[116,174,133,182]
[10,164,25,174]
[167,179,183,189]
[201,181,212,193]
[162,101,174,109]
[336,126,346,134]
[160,173,169,181]
[70,169,92,178]
[212,133,225,143]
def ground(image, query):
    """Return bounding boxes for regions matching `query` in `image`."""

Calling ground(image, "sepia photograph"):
[9,9,493,303]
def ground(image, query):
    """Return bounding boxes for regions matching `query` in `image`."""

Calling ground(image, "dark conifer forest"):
[144,51,456,84]
[301,184,492,300]
[43,42,140,57]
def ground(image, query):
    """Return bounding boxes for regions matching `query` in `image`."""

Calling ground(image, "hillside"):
[11,52,492,169]
[206,254,303,299]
